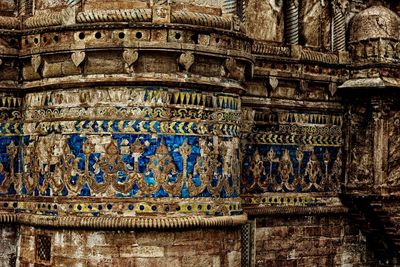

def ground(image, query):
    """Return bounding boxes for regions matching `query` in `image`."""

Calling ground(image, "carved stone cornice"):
[0,16,19,30]
[0,213,247,229]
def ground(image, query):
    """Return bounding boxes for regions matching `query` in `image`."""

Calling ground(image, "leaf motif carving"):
[71,51,86,67]
[179,52,195,71]
[123,49,139,67]
[31,55,42,73]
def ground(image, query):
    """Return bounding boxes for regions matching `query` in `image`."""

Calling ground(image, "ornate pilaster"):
[371,98,390,188]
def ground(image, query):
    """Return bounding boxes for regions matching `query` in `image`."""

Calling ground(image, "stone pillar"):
[223,0,237,15]
[0,226,17,266]
[332,0,347,51]
[285,0,299,44]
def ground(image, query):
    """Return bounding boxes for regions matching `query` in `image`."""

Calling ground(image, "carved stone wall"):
[0,226,17,266]
[245,0,284,43]
[18,226,241,266]
[0,0,400,266]
[255,214,371,267]
[299,0,332,50]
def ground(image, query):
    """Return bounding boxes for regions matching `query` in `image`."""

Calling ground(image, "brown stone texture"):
[1,0,400,266]
[0,0,16,11]
[172,0,224,8]
[0,226,17,267]
[245,0,284,43]
[254,215,370,267]
[300,0,331,49]
[17,226,241,267]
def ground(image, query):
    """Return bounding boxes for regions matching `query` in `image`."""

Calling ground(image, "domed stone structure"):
[349,5,400,43]
[343,4,400,88]
[348,4,400,63]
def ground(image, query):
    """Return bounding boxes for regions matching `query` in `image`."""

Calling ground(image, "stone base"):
[17,226,241,267]
[0,226,17,267]
[253,214,371,267]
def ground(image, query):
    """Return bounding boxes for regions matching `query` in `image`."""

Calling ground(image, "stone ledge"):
[0,213,247,230]
[0,16,19,30]
[244,206,348,216]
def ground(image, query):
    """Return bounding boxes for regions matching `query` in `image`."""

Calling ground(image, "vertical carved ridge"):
[223,0,237,15]
[19,0,33,16]
[66,0,82,7]
[285,0,299,45]
[333,4,346,51]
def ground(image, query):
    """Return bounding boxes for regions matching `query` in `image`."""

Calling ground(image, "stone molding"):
[0,16,19,29]
[0,213,247,229]
[244,206,348,216]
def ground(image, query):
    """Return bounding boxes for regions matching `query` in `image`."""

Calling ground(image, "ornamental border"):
[244,205,348,216]
[0,213,247,229]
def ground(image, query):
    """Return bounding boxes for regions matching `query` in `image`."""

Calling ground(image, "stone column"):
[18,0,33,16]
[285,0,299,44]
[332,0,347,51]
[223,0,236,15]
[372,98,389,188]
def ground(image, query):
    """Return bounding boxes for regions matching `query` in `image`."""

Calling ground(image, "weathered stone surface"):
[0,226,17,267]
[16,227,241,266]
[254,215,369,267]
[1,0,400,266]
[246,0,284,42]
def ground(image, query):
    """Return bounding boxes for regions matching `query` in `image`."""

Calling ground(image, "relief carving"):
[300,0,331,50]
[71,51,86,67]
[387,111,400,185]
[246,0,284,42]
[347,105,374,187]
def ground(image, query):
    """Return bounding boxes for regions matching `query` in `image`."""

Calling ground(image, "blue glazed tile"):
[180,183,190,198]
[101,121,109,131]
[7,184,16,195]
[61,186,68,196]
[78,183,91,196]
[191,175,201,187]
[154,186,169,197]
[220,187,227,198]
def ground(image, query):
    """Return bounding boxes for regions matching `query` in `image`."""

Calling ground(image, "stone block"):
[136,232,174,246]
[165,245,198,257]
[226,251,241,267]
[120,246,164,258]
[182,255,220,267]
[135,257,180,267]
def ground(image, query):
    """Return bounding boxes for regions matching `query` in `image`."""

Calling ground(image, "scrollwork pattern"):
[242,145,341,193]
[2,134,240,198]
